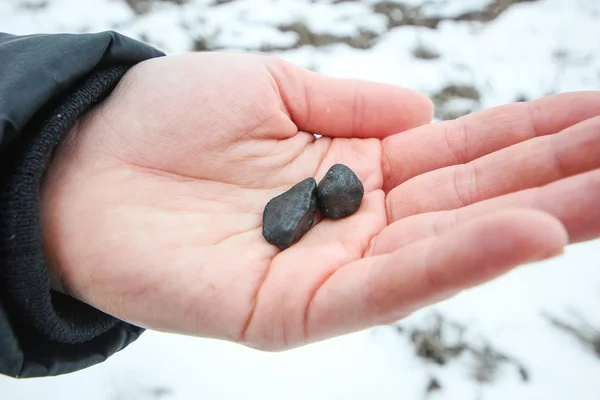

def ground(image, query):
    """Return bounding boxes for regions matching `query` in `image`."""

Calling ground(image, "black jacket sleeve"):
[0,31,165,378]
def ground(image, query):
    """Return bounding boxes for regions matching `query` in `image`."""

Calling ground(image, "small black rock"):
[317,164,364,219]
[262,178,318,250]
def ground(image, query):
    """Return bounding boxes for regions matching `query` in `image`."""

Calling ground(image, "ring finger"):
[371,168,600,256]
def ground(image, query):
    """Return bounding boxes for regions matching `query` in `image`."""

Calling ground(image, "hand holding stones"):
[262,164,364,250]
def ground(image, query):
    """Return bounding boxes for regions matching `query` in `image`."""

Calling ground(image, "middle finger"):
[386,116,600,222]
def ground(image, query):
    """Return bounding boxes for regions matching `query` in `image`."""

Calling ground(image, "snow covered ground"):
[1,0,600,399]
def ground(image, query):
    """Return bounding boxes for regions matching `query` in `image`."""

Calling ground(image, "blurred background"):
[1,0,600,399]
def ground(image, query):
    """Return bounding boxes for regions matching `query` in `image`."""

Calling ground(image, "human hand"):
[41,52,600,350]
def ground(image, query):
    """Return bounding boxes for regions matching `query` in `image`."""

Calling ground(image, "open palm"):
[41,53,600,350]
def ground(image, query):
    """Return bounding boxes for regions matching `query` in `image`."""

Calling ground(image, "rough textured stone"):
[262,178,318,250]
[317,164,364,219]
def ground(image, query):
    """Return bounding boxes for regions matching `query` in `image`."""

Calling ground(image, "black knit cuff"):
[0,65,144,377]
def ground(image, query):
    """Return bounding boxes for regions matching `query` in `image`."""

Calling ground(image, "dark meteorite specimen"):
[317,164,364,219]
[262,178,318,250]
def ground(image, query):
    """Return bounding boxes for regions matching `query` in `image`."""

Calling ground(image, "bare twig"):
[542,310,600,358]
[395,311,529,391]
[467,342,529,384]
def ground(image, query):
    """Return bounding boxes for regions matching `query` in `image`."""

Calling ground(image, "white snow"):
[1,0,600,399]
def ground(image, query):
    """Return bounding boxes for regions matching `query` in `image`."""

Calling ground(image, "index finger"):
[382,91,600,191]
